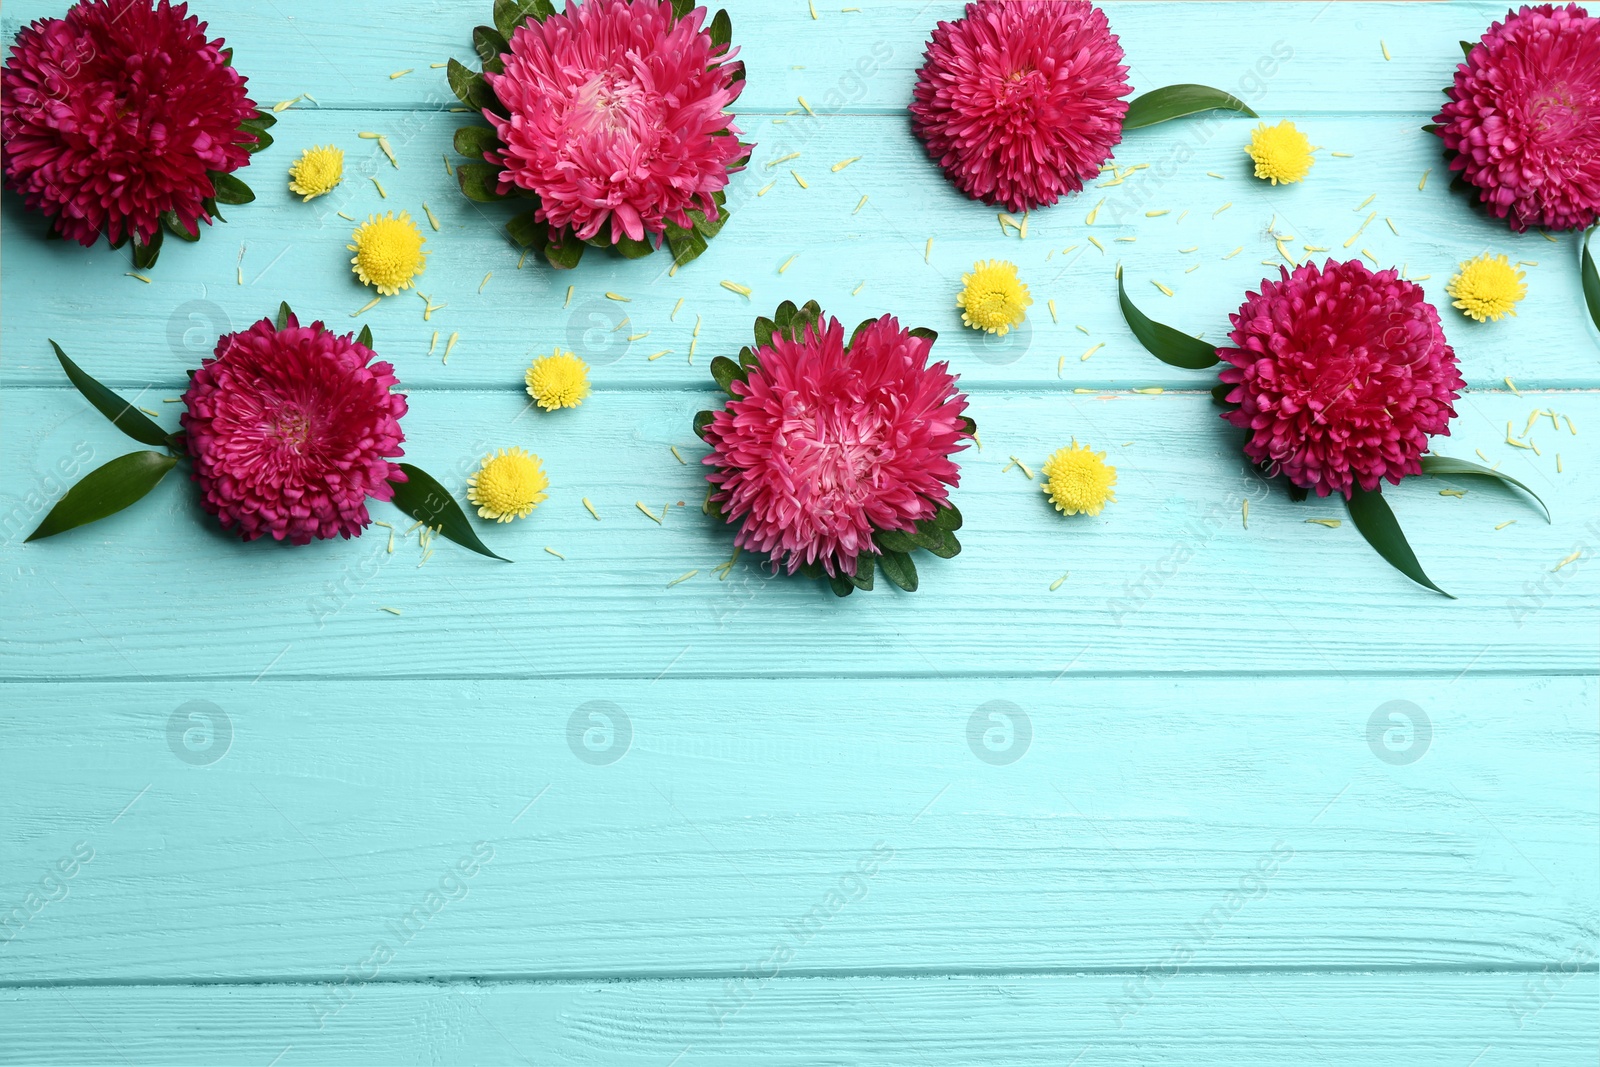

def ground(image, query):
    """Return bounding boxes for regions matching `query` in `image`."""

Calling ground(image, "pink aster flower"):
[483,0,746,246]
[180,314,408,546]
[909,0,1131,212]
[1217,260,1465,499]
[702,314,971,579]
[1434,3,1600,232]
[1,0,258,248]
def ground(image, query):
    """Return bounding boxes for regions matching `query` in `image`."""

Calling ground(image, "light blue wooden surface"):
[1,1,1597,1064]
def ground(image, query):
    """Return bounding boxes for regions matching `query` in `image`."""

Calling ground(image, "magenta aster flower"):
[1434,3,1600,232]
[483,0,746,246]
[909,0,1131,212]
[1217,260,1465,500]
[180,315,408,546]
[701,311,971,580]
[1,0,259,249]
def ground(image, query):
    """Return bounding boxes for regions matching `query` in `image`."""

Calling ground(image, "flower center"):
[782,401,888,506]
[269,406,314,453]
[571,72,655,141]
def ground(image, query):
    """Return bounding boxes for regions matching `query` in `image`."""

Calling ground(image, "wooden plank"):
[1,676,1593,983]
[0,2,1515,116]
[3,972,1598,1065]
[4,111,1594,392]
[2,387,1592,682]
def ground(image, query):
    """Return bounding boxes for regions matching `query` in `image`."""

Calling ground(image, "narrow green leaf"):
[50,342,171,447]
[1117,268,1218,369]
[447,58,493,111]
[473,24,510,63]
[356,325,374,349]
[162,211,201,242]
[453,124,501,161]
[243,127,273,154]
[543,234,584,269]
[276,302,295,330]
[130,225,164,269]
[1582,228,1600,337]
[240,110,276,131]
[1122,84,1257,130]
[709,356,744,395]
[693,410,716,440]
[1420,455,1549,520]
[208,171,254,205]
[877,550,919,592]
[709,8,732,47]
[26,451,177,542]
[388,464,509,562]
[456,162,506,203]
[1345,485,1454,598]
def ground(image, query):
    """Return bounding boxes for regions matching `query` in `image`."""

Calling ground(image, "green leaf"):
[130,225,164,269]
[1122,84,1257,130]
[1211,381,1235,408]
[709,356,744,395]
[737,345,758,371]
[26,451,178,542]
[356,325,374,349]
[240,110,276,131]
[693,410,716,441]
[1460,40,1474,59]
[242,127,273,154]
[930,503,962,533]
[447,58,493,111]
[873,528,918,554]
[202,197,225,224]
[772,301,798,329]
[908,326,938,343]
[453,124,501,161]
[208,171,254,206]
[50,341,171,448]
[505,209,546,250]
[1582,228,1600,337]
[473,25,510,63]
[1420,455,1549,521]
[614,234,657,259]
[849,564,875,591]
[877,550,918,592]
[493,0,555,37]
[827,573,855,598]
[1345,485,1454,598]
[664,219,709,266]
[543,233,585,270]
[456,162,506,202]
[753,317,778,348]
[388,464,509,562]
[669,0,695,19]
[161,211,201,242]
[709,8,732,47]
[849,318,874,348]
[1117,267,1218,369]
[276,302,295,330]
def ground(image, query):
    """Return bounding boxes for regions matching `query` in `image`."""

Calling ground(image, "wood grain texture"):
[1,0,1597,1062]
[3,387,1592,681]
[4,973,1599,1065]
[1,677,1594,982]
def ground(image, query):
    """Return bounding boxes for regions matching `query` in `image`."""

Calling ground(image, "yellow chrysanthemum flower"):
[348,211,427,296]
[288,145,344,201]
[525,350,591,411]
[467,447,548,523]
[1041,440,1117,517]
[1246,120,1315,185]
[957,259,1031,336]
[1446,252,1526,322]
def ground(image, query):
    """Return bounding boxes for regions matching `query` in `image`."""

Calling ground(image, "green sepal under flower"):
[695,300,975,598]
[447,0,750,270]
